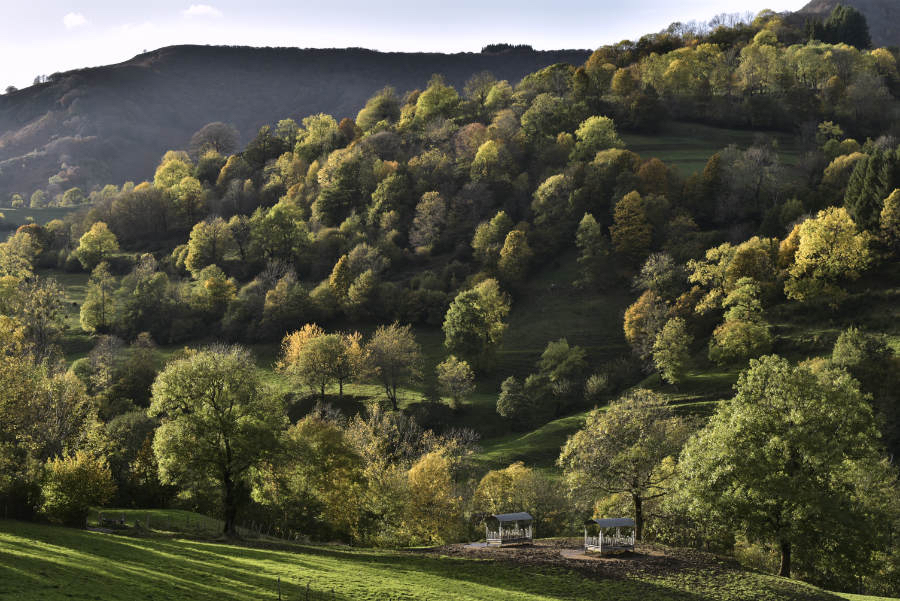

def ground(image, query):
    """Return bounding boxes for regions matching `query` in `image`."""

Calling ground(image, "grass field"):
[621,121,802,176]
[1,519,891,601]
[0,205,84,228]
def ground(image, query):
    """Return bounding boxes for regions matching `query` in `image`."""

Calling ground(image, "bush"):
[41,452,116,527]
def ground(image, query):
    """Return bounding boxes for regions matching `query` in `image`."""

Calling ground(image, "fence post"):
[305,581,310,601]
[277,576,281,601]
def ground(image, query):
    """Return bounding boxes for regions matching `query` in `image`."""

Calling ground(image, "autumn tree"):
[610,191,652,263]
[149,345,285,535]
[783,207,871,307]
[571,115,624,161]
[559,389,689,540]
[708,277,773,365]
[189,122,240,158]
[497,229,533,287]
[652,317,692,385]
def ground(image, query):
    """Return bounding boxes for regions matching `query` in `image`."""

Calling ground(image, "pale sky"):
[1,0,808,90]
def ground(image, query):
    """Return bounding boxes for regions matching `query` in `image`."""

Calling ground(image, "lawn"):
[621,121,802,176]
[0,205,84,228]
[0,519,883,601]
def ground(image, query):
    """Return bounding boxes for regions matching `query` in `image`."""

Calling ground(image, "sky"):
[1,0,809,90]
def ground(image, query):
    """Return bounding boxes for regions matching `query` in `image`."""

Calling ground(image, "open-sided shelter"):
[486,512,533,546]
[584,517,635,554]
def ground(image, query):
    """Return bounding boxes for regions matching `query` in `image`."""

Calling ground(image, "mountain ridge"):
[0,44,591,198]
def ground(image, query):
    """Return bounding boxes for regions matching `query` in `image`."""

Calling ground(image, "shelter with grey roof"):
[584,517,635,554]
[486,512,533,546]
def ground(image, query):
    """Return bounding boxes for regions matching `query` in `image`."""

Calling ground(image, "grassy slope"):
[622,121,802,176]
[0,519,884,601]
[0,206,82,228]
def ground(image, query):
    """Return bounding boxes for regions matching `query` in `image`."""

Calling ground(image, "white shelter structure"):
[584,517,635,554]
[485,512,533,546]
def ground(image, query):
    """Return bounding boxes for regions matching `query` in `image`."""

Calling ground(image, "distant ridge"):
[796,0,900,48]
[0,44,591,197]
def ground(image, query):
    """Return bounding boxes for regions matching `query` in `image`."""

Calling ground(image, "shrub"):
[41,452,116,527]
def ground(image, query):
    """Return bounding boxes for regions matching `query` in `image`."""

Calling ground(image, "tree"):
[189,122,240,158]
[880,189,900,251]
[80,262,117,334]
[623,289,667,363]
[676,355,891,578]
[471,211,513,270]
[41,451,116,527]
[497,229,533,286]
[356,87,401,131]
[558,389,689,540]
[436,356,475,410]
[610,191,652,263]
[366,323,423,411]
[149,346,285,535]
[652,317,692,385]
[185,217,236,276]
[409,191,447,251]
[708,277,773,365]
[403,450,461,544]
[20,278,67,359]
[496,376,533,424]
[784,207,871,307]
[74,222,119,270]
[571,115,624,161]
[575,213,608,288]
[443,279,511,370]
[536,338,587,414]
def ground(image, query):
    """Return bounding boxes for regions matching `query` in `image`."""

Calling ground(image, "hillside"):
[797,0,900,47]
[0,44,589,197]
[0,519,883,601]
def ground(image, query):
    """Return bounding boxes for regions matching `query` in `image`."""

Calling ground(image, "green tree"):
[676,355,892,578]
[80,262,117,334]
[443,279,511,370]
[559,389,689,540]
[708,277,773,365]
[652,317,692,385]
[536,338,587,414]
[571,115,624,161]
[185,217,236,277]
[435,355,475,410]
[356,87,401,131]
[149,345,285,535]
[880,189,900,251]
[471,211,513,270]
[366,323,423,411]
[784,207,871,307]
[74,222,119,270]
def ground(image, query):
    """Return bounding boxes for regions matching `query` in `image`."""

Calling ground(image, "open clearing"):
[1,519,893,601]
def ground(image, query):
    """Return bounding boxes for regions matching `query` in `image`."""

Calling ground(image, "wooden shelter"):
[584,517,635,554]
[485,512,533,546]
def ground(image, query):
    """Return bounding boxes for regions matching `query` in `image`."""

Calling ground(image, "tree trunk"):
[223,471,237,537]
[632,494,644,542]
[779,540,791,578]
[320,382,326,403]
[338,378,343,401]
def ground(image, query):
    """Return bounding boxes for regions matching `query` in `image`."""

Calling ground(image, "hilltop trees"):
[149,346,285,535]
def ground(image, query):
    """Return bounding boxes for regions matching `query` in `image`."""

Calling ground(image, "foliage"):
[443,279,510,371]
[435,356,475,410]
[784,207,871,307]
[41,451,115,527]
[676,355,896,581]
[74,222,119,271]
[366,323,423,410]
[149,346,286,534]
[559,388,689,540]
[652,317,692,384]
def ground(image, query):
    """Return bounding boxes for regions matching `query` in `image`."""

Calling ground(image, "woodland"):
[1,4,900,598]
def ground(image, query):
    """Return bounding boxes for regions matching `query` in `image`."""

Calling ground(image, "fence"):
[486,525,532,545]
[585,531,634,552]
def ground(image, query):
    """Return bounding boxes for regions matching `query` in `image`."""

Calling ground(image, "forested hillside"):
[797,0,900,48]
[0,45,590,196]
[2,6,900,598]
